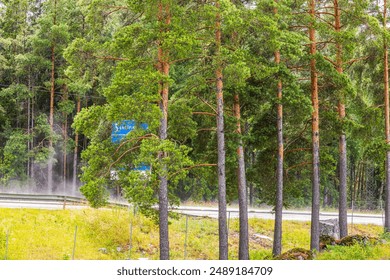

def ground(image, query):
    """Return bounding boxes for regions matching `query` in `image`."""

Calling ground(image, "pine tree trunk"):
[31,90,35,180]
[63,118,67,192]
[27,96,31,178]
[309,0,320,252]
[157,1,170,260]
[48,0,57,193]
[73,97,81,194]
[215,0,228,260]
[360,163,365,203]
[28,70,35,182]
[27,66,31,178]
[384,0,390,232]
[273,46,284,256]
[48,42,55,194]
[233,94,249,260]
[334,0,348,238]
[249,182,254,207]
[62,88,68,193]
[358,163,362,205]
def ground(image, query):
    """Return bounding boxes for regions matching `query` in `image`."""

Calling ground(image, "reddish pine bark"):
[157,1,171,260]
[215,0,228,260]
[273,46,284,256]
[334,0,348,238]
[309,0,320,252]
[233,94,249,260]
[384,0,390,232]
[48,0,57,193]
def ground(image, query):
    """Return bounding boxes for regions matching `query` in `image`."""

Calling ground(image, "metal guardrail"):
[0,193,130,209]
[173,206,383,218]
[0,192,86,202]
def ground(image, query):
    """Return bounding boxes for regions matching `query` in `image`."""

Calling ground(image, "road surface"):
[0,196,385,226]
[174,206,385,226]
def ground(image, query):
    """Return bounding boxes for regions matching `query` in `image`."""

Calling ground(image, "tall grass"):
[0,207,389,260]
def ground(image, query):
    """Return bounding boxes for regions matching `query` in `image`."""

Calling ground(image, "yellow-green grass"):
[0,207,389,260]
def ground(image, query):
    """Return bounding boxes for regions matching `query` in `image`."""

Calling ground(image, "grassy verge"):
[0,207,389,260]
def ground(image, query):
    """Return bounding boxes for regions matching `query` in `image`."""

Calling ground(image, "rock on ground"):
[319,218,340,240]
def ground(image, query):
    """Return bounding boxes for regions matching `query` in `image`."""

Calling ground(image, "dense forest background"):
[1,0,390,257]
[0,0,386,208]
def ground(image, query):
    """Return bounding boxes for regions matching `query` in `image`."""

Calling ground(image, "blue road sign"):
[111,120,150,173]
[133,164,150,172]
[111,120,148,143]
[111,120,135,143]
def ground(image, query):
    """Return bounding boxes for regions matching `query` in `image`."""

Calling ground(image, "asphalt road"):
[0,199,385,226]
[174,206,385,226]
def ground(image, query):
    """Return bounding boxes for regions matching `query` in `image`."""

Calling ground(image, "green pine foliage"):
[1,0,390,247]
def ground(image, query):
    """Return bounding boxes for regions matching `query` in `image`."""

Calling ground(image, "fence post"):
[381,199,384,227]
[129,207,133,260]
[63,196,67,210]
[184,215,188,260]
[351,200,354,234]
[227,211,231,232]
[4,230,9,260]
[72,225,78,260]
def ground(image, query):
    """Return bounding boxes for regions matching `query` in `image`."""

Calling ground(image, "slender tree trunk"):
[27,63,31,178]
[273,45,284,256]
[233,94,249,260]
[48,42,55,193]
[72,97,81,194]
[360,163,365,203]
[333,0,348,238]
[380,180,385,208]
[354,161,362,202]
[27,95,31,178]
[309,0,320,252]
[349,156,354,207]
[63,118,67,192]
[48,0,57,193]
[384,0,390,232]
[249,182,254,207]
[355,162,361,203]
[157,1,170,260]
[215,0,228,260]
[31,89,35,181]
[62,88,68,193]
[83,98,88,151]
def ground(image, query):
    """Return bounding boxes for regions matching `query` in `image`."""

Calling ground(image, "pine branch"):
[285,147,311,155]
[171,55,210,64]
[197,128,216,132]
[113,133,159,155]
[169,163,217,178]
[104,145,142,177]
[286,161,312,175]
[192,111,217,117]
[345,55,371,66]
[103,7,127,17]
[315,14,336,28]
[316,12,335,17]
[195,93,217,114]
[323,55,337,67]
[284,119,311,150]
[94,55,128,61]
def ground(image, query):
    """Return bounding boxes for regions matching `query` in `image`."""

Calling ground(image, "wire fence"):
[0,207,224,260]
[0,225,79,260]
[0,195,387,260]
